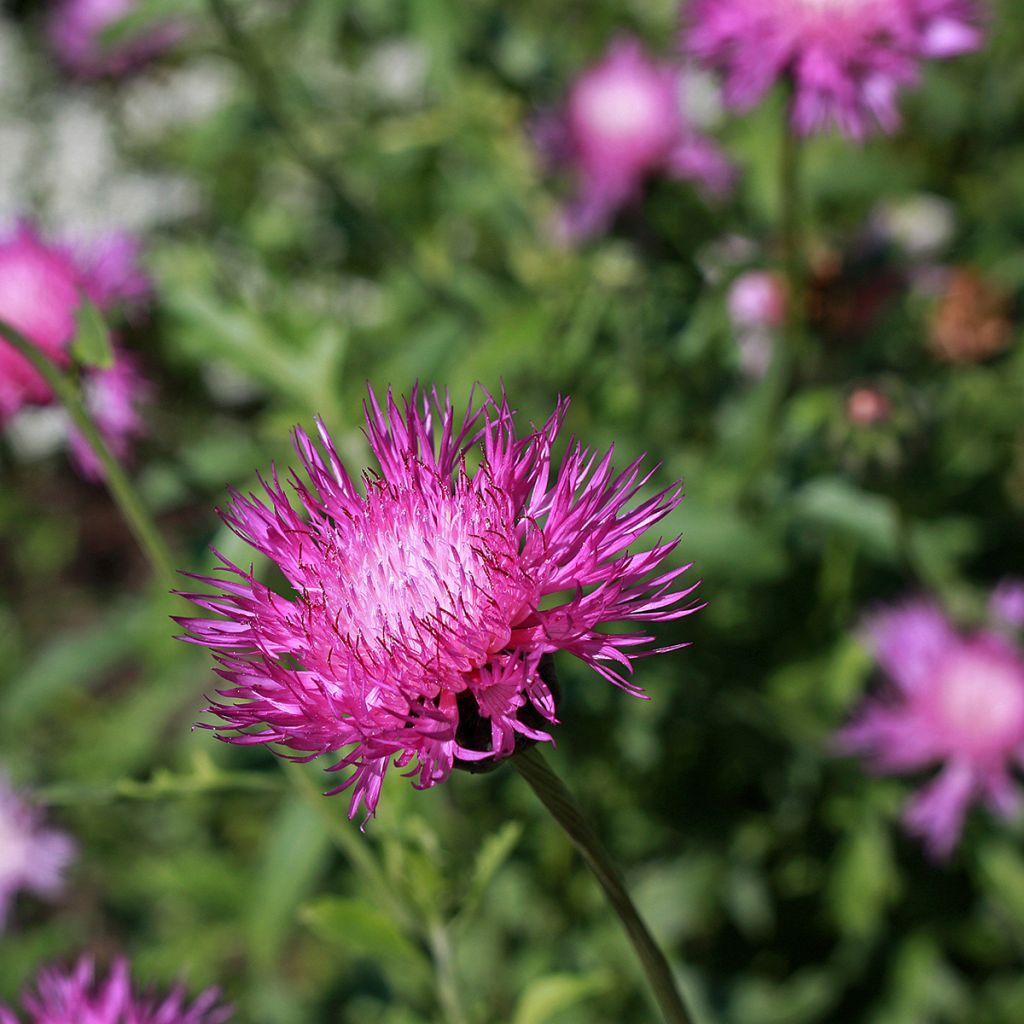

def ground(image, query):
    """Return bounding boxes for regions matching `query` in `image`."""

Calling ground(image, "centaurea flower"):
[837,597,1024,858]
[538,36,733,240]
[0,957,230,1024]
[0,773,74,931]
[48,0,184,80]
[683,0,983,138]
[178,387,700,819]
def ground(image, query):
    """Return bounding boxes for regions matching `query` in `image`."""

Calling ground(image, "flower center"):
[935,648,1024,754]
[315,469,533,678]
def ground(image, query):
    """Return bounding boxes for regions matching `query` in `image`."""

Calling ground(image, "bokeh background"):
[2,0,1024,1021]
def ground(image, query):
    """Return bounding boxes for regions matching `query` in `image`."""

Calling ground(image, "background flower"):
[837,598,1024,858]
[0,957,230,1024]
[0,772,74,931]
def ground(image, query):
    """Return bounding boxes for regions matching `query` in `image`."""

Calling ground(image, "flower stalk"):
[0,316,176,586]
[511,745,694,1024]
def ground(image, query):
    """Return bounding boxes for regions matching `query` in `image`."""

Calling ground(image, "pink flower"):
[68,347,151,481]
[837,599,1024,858]
[0,225,82,420]
[846,387,891,426]
[683,0,983,139]
[539,37,734,240]
[0,221,152,478]
[991,580,1024,631]
[0,957,231,1024]
[48,0,185,79]
[728,271,786,329]
[177,387,701,820]
[0,773,74,931]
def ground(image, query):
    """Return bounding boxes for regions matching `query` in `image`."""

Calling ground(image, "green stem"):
[512,747,694,1024]
[427,919,470,1024]
[0,317,176,585]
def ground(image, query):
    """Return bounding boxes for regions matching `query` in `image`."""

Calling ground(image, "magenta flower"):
[0,225,82,420]
[837,599,1024,858]
[0,221,152,478]
[0,957,231,1024]
[178,387,700,820]
[683,0,983,138]
[539,36,734,240]
[991,580,1024,631]
[0,773,74,931]
[47,0,185,79]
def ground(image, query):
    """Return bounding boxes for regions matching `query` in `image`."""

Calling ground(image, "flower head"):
[0,221,152,476]
[0,957,230,1024]
[178,387,700,820]
[837,598,1024,858]
[683,0,983,138]
[0,773,74,930]
[539,37,734,240]
[48,0,185,79]
[0,225,82,420]
[727,270,785,379]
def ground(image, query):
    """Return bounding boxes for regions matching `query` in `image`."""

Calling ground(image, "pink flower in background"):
[539,37,734,240]
[0,773,74,930]
[727,271,785,378]
[0,225,82,420]
[0,221,152,478]
[0,957,231,1024]
[837,599,1024,858]
[683,0,983,138]
[48,0,185,79]
[68,347,151,481]
[992,580,1024,631]
[178,386,701,820]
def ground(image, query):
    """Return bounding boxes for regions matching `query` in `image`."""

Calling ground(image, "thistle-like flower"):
[0,957,230,1024]
[537,36,734,240]
[0,222,152,478]
[0,773,74,931]
[178,387,700,819]
[683,0,983,138]
[837,598,1024,858]
[47,0,185,80]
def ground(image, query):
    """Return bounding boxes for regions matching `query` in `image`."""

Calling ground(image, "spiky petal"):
[683,0,983,139]
[178,387,701,819]
[837,597,1024,858]
[0,957,231,1024]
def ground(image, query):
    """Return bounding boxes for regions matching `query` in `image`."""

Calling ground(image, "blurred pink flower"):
[178,386,701,820]
[539,37,734,240]
[683,0,983,138]
[837,599,1024,858]
[68,347,151,481]
[0,224,82,420]
[992,580,1024,631]
[728,271,786,329]
[48,0,185,79]
[0,773,74,931]
[846,387,891,426]
[0,957,231,1024]
[0,221,152,478]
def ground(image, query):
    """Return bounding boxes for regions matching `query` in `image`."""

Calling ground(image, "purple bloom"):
[0,220,152,478]
[178,387,701,820]
[683,0,983,139]
[68,346,151,481]
[0,957,231,1024]
[0,773,74,931]
[48,0,185,80]
[837,599,1024,858]
[991,580,1024,631]
[539,36,734,240]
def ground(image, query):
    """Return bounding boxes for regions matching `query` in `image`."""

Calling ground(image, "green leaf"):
[301,896,433,992]
[71,298,114,370]
[511,972,611,1024]
[791,477,900,562]
[459,821,522,923]
[827,817,900,938]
